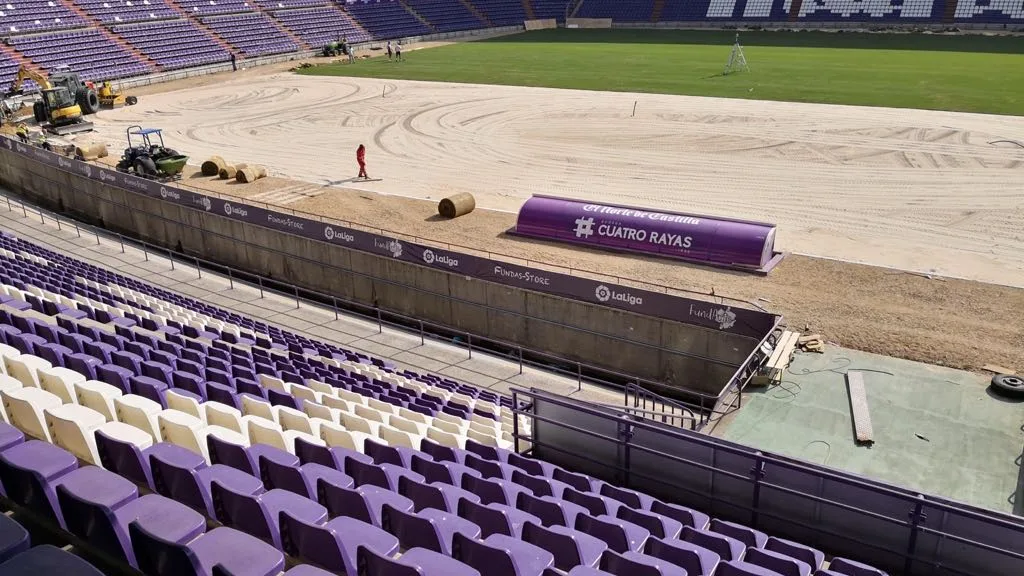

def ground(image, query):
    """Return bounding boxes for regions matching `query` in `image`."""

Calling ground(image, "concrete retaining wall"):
[0,148,758,397]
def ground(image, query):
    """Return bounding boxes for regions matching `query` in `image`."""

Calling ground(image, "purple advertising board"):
[1,136,778,339]
[512,195,781,271]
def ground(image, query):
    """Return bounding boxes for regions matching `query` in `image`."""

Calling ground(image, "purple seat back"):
[210,480,276,547]
[129,520,204,576]
[96,429,153,487]
[745,547,812,576]
[645,537,721,576]
[381,503,447,554]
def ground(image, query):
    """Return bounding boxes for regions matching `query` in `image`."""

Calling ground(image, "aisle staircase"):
[651,0,666,22]
[787,0,804,20]
[521,0,535,19]
[162,0,240,58]
[942,0,960,23]
[57,0,157,71]
[459,0,493,27]
[253,5,313,51]
[399,0,438,32]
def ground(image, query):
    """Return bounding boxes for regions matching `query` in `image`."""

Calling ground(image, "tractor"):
[115,126,189,181]
[321,38,351,58]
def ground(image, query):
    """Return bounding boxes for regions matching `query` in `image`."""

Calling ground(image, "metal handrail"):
[511,387,1024,576]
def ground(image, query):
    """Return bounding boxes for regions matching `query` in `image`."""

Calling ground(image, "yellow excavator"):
[5,65,93,135]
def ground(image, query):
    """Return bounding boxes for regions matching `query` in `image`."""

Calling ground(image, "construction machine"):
[115,126,188,181]
[98,81,138,109]
[48,65,100,115]
[5,65,93,135]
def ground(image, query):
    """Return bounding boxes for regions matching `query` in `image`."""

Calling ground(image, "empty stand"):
[576,0,655,20]
[530,0,568,20]
[344,0,432,39]
[405,0,484,31]
[271,6,372,46]
[0,0,86,34]
[114,20,230,70]
[470,0,526,25]
[10,28,149,81]
[955,0,1024,22]
[256,0,326,9]
[73,0,178,24]
[173,0,254,15]
[201,12,299,56]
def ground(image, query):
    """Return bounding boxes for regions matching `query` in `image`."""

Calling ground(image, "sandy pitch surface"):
[90,73,1024,287]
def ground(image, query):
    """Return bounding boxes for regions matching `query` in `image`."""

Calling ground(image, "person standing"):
[386,41,393,61]
[395,42,403,62]
[357,144,368,180]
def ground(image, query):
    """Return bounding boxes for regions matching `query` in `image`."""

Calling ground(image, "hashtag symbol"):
[573,217,594,238]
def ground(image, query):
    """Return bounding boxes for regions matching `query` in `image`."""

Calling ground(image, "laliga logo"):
[595,284,643,306]
[57,156,73,169]
[99,171,116,183]
[324,226,354,243]
[422,249,458,267]
[224,202,233,216]
[160,187,168,199]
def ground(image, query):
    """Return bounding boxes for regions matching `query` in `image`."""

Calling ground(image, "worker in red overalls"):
[356,144,368,179]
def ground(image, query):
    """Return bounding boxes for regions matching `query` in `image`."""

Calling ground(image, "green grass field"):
[298,29,1024,115]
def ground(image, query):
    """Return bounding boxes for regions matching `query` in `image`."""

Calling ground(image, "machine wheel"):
[134,157,157,178]
[990,375,1024,399]
[126,96,138,106]
[115,159,130,173]
[78,89,100,115]
[33,101,46,123]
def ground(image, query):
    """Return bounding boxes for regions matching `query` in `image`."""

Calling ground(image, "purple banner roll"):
[513,195,778,270]
[2,137,778,339]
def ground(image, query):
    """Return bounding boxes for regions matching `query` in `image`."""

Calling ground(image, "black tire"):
[33,101,46,123]
[991,375,1024,398]
[78,89,100,115]
[134,157,157,178]
[115,160,130,173]
[126,96,138,106]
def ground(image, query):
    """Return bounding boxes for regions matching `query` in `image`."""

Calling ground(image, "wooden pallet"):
[846,371,874,444]
[750,330,800,386]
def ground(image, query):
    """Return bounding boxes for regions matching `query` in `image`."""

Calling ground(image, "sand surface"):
[76,69,1024,373]
[88,73,1024,286]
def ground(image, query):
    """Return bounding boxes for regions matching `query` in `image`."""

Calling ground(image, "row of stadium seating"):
[0,0,1019,85]
[0,513,105,575]
[0,227,889,575]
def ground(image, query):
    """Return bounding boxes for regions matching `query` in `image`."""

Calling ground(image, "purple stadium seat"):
[279,512,399,576]
[522,520,607,571]
[130,521,285,576]
[382,502,482,555]
[645,536,721,576]
[357,545,480,576]
[452,531,554,576]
